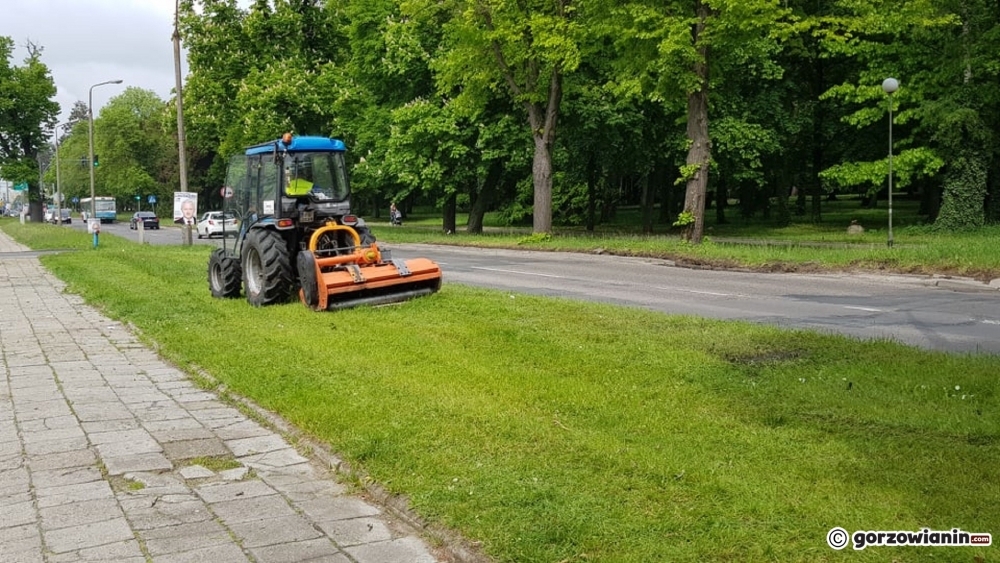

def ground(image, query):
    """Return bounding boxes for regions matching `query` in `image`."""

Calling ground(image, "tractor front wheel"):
[208,248,242,298]
[297,251,320,309]
[242,229,294,306]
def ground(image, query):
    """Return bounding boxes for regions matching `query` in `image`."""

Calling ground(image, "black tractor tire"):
[208,248,242,299]
[297,251,319,309]
[242,229,294,307]
[355,224,377,246]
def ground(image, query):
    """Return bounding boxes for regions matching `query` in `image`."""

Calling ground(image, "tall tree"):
[610,0,792,242]
[93,87,174,205]
[433,0,582,234]
[0,37,59,222]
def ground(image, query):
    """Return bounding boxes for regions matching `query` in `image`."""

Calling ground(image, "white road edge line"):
[472,267,565,279]
[981,319,1000,325]
[843,306,883,312]
[666,288,731,297]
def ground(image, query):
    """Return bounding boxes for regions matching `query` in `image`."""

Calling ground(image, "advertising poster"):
[173,192,198,225]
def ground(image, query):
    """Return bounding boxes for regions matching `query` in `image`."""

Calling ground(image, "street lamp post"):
[53,122,68,226]
[882,77,899,248]
[88,79,123,248]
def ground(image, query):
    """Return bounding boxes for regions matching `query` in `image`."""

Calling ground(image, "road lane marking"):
[472,267,565,279]
[981,319,1000,325]
[665,288,731,297]
[843,306,883,312]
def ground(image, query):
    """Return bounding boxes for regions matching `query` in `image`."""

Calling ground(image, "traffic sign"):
[220,186,234,199]
[148,195,157,204]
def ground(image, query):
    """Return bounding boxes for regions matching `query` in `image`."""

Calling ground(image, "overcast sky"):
[4,0,205,126]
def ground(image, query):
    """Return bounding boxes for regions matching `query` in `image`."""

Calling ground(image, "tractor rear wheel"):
[208,248,242,298]
[242,229,294,306]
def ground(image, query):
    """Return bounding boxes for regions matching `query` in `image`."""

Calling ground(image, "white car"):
[197,211,238,238]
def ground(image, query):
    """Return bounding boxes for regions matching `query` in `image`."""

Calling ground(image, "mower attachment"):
[297,223,442,311]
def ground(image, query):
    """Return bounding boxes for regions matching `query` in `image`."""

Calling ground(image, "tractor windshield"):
[284,151,350,202]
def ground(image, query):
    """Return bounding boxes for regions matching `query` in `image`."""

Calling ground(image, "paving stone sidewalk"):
[0,230,444,563]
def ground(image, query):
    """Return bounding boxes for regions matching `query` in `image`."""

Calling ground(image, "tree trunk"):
[531,133,554,233]
[29,183,44,223]
[443,192,457,234]
[467,161,501,234]
[658,163,677,224]
[715,177,727,225]
[682,2,712,244]
[586,153,597,232]
[640,175,654,234]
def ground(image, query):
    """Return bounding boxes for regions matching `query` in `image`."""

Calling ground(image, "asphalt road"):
[64,221,1000,354]
[391,243,1000,355]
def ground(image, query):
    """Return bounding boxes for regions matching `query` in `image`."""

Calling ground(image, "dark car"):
[130,211,160,230]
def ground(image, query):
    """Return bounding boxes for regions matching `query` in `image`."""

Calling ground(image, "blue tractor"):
[208,134,442,310]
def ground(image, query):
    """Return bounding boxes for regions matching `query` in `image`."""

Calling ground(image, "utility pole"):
[174,0,192,245]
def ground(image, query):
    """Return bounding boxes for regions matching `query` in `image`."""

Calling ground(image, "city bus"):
[80,196,117,223]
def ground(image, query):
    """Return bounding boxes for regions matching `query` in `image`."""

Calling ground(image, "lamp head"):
[882,77,899,94]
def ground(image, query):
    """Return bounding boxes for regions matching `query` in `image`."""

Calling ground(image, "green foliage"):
[672,210,695,227]
[935,150,988,231]
[516,232,552,245]
[93,87,171,202]
[0,37,59,213]
[820,147,944,193]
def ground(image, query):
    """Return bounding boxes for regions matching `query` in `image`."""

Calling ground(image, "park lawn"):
[2,220,998,562]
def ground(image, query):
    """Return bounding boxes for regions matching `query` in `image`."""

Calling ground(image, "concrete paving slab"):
[140,520,233,556]
[248,538,350,563]
[30,465,102,488]
[210,493,299,524]
[162,437,229,460]
[118,496,214,531]
[38,497,122,530]
[35,480,115,508]
[0,524,43,563]
[43,517,135,554]
[46,539,146,562]
[102,451,173,475]
[316,516,394,547]
[0,466,30,496]
[178,464,216,480]
[227,514,325,548]
[196,479,278,503]
[150,542,251,563]
[1,498,37,528]
[25,449,97,472]
[347,536,440,563]
[296,495,383,522]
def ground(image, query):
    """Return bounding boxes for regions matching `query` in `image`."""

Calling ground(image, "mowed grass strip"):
[5,221,998,562]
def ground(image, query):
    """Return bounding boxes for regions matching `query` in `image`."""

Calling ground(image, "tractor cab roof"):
[245,135,347,156]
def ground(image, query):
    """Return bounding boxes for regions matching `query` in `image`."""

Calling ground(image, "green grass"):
[2,220,998,562]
